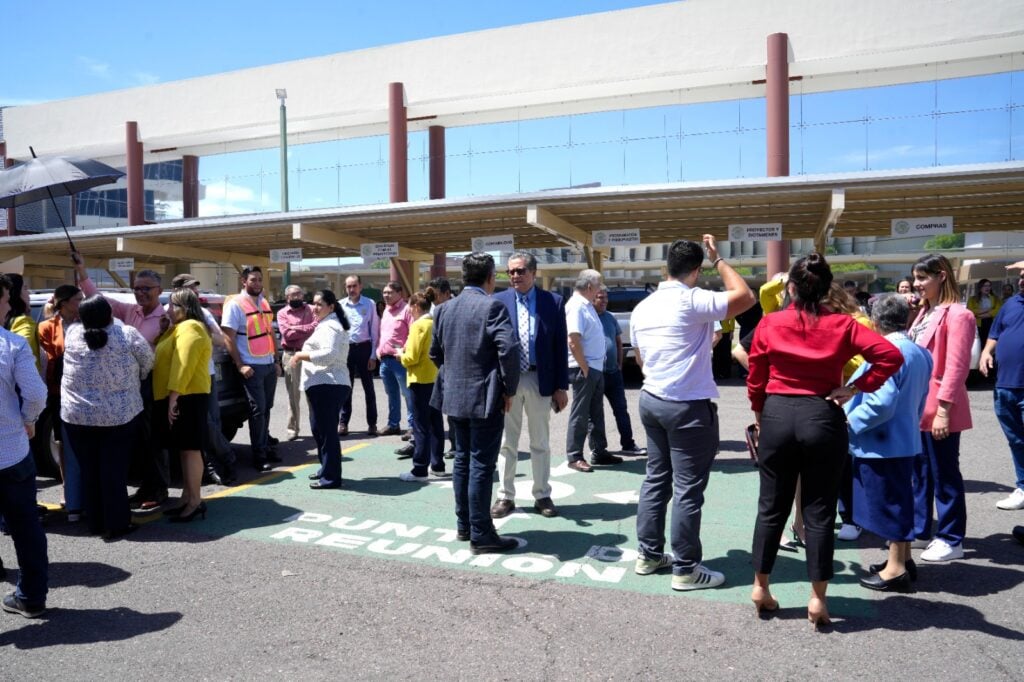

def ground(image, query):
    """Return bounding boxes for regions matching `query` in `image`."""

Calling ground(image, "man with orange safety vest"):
[221,266,283,473]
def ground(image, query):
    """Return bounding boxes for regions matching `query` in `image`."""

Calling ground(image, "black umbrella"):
[0,147,125,250]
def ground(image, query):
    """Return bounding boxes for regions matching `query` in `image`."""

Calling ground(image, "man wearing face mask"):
[277,286,317,441]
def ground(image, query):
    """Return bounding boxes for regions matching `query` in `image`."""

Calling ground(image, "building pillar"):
[1,142,16,236]
[429,125,446,278]
[389,258,416,296]
[182,154,200,218]
[126,121,145,226]
[388,82,408,203]
[765,32,790,279]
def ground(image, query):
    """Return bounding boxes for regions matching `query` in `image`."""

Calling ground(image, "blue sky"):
[2,0,669,104]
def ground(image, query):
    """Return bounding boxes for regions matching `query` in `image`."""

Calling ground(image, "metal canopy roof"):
[2,162,1022,276]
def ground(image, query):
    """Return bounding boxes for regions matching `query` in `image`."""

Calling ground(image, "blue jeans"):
[450,412,504,543]
[410,382,445,476]
[602,369,636,450]
[913,432,966,545]
[379,356,414,430]
[0,454,48,607]
[242,363,278,464]
[994,387,1024,490]
[636,393,719,575]
[307,384,350,486]
[60,423,83,512]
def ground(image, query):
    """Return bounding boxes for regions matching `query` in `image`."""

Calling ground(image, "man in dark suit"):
[491,252,569,519]
[430,253,521,554]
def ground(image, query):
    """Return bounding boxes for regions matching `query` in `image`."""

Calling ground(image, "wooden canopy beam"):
[815,188,846,254]
[526,205,590,251]
[292,222,432,261]
[116,237,269,269]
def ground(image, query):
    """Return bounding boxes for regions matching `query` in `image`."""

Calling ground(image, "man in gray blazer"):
[430,253,521,554]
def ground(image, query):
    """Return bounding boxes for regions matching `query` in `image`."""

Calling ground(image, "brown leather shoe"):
[534,497,558,518]
[379,426,401,436]
[490,498,515,519]
[567,459,593,473]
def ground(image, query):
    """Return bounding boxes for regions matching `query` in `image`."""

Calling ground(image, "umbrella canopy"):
[0,155,125,208]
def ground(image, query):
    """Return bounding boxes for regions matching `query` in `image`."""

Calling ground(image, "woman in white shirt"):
[287,289,350,489]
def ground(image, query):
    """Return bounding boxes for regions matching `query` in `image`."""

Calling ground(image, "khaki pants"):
[281,349,303,435]
[497,372,552,501]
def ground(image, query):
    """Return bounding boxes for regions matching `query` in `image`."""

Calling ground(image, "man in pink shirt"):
[277,285,317,440]
[376,281,415,437]
[71,253,170,509]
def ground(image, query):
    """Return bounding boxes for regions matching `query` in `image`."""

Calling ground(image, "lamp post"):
[276,88,290,286]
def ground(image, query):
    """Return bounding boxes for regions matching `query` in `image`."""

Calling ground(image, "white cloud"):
[132,71,160,86]
[77,56,112,80]
[199,181,261,216]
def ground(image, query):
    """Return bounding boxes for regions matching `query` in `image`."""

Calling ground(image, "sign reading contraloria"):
[270,248,303,263]
[592,229,641,248]
[471,234,515,253]
[891,216,954,237]
[108,258,135,271]
[728,223,783,242]
[360,242,400,260]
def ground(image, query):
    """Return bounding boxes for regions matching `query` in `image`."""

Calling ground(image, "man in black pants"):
[339,275,380,436]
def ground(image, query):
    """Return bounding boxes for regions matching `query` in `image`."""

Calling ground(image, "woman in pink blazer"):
[909,254,975,563]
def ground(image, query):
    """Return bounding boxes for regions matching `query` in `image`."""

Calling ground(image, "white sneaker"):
[996,488,1024,510]
[837,524,862,541]
[671,564,725,591]
[634,554,672,575]
[920,538,964,562]
[910,538,932,549]
[398,471,428,482]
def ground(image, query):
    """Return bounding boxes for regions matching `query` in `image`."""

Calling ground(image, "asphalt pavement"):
[7,371,1024,680]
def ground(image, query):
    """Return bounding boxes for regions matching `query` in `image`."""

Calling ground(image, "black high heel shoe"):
[169,502,207,523]
[859,571,912,592]
[869,558,917,581]
[162,505,186,517]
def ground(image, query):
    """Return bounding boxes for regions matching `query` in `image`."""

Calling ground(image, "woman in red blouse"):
[747,253,902,628]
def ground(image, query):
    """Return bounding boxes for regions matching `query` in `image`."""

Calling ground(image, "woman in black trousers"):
[746,254,902,627]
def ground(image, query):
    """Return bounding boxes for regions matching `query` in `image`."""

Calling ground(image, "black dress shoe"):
[366,426,378,437]
[456,531,470,542]
[869,558,918,581]
[1013,526,1024,546]
[395,444,414,459]
[308,473,322,480]
[859,571,912,592]
[255,462,273,473]
[266,452,283,463]
[591,452,624,465]
[267,436,280,446]
[309,481,342,490]
[103,523,139,541]
[534,497,558,518]
[470,535,518,555]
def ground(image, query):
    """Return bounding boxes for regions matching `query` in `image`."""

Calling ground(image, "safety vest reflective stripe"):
[237,296,274,357]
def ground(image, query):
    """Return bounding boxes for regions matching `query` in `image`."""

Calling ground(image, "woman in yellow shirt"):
[3,274,40,370]
[966,278,1001,345]
[397,288,445,482]
[154,289,212,522]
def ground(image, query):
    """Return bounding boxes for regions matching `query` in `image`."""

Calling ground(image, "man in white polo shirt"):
[630,235,754,591]
[565,269,621,473]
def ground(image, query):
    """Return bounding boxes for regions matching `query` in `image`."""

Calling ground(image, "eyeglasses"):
[133,286,156,293]
[507,268,529,276]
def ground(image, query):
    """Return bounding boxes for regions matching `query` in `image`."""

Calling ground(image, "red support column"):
[182,155,199,218]
[126,121,145,226]
[388,82,408,203]
[1,142,16,236]
[429,125,446,279]
[765,32,791,279]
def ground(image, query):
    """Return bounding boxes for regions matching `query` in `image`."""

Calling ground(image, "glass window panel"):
[466,121,518,154]
[339,161,386,206]
[799,121,866,174]
[465,149,519,195]
[407,156,429,202]
[570,110,623,145]
[518,116,570,151]
[738,129,767,177]
[570,140,624,187]
[680,100,740,134]
[937,109,1011,165]
[866,116,936,170]
[445,153,472,199]
[623,105,674,141]
[445,126,473,156]
[1012,108,1024,161]
[665,133,683,182]
[624,137,670,185]
[865,81,935,120]
[1012,70,1024,106]
[739,98,766,132]
[519,146,571,192]
[338,135,386,166]
[200,172,265,216]
[680,131,740,181]
[798,89,866,126]
[937,73,1011,113]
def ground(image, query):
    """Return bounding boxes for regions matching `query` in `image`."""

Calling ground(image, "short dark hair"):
[787,252,834,315]
[241,265,263,280]
[384,280,403,293]
[346,274,362,284]
[507,252,538,272]
[462,252,495,287]
[428,277,452,295]
[666,240,704,279]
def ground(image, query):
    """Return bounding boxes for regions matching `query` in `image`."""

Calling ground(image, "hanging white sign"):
[360,242,400,260]
[108,258,135,271]
[270,248,303,263]
[890,216,953,237]
[471,234,515,253]
[728,223,782,242]
[592,229,641,248]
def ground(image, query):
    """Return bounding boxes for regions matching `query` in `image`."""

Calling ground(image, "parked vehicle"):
[606,286,654,366]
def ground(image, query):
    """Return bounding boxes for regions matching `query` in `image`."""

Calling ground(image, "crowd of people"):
[1,242,1023,625]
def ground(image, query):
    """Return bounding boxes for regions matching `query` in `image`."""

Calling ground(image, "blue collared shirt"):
[341,295,380,350]
[514,286,537,366]
[0,328,47,468]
